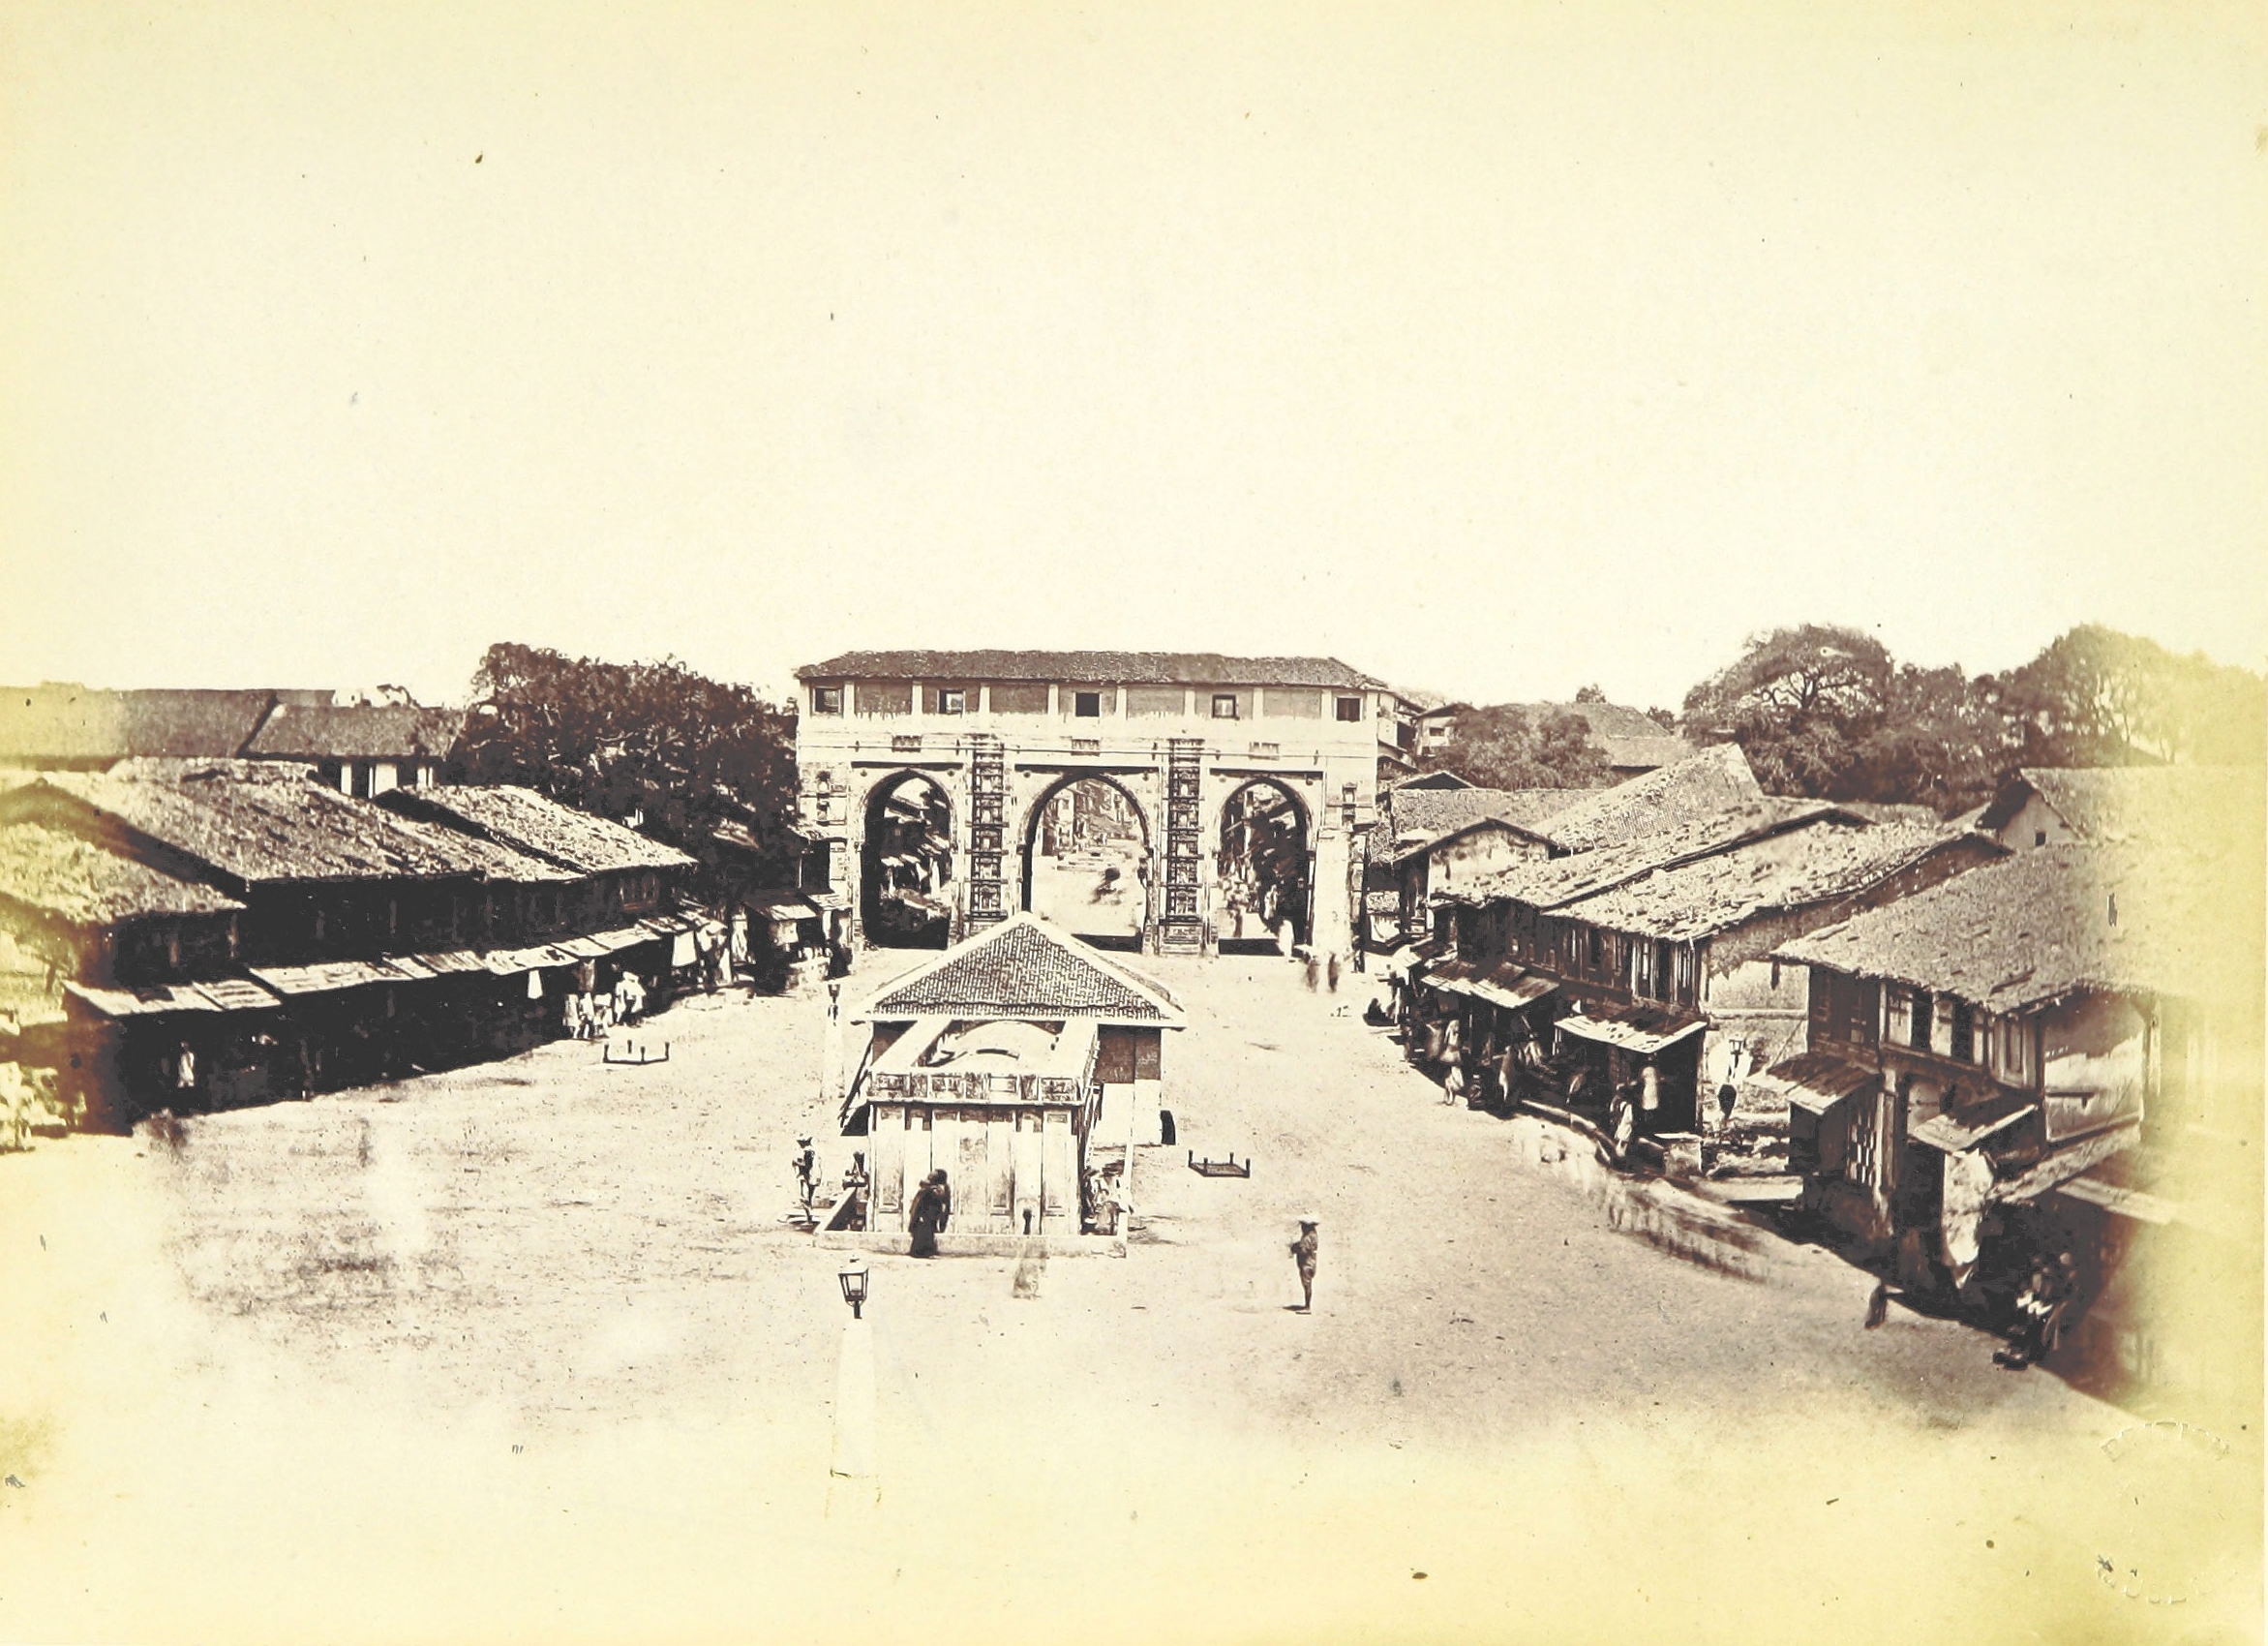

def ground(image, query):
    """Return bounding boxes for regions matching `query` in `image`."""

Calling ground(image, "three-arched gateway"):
[791,651,1391,960]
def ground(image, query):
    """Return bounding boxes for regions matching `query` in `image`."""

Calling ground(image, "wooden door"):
[1011,1110,1043,1235]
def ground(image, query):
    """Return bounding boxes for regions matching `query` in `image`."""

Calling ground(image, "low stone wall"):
[814,1230,1127,1259]
[1502,1113,1780,1283]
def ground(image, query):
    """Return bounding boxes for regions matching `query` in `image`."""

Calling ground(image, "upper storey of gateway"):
[793,650,1398,740]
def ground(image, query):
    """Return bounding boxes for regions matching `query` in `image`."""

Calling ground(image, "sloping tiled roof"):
[0,822,244,925]
[1442,797,1856,912]
[1386,786,1582,842]
[244,704,465,760]
[795,651,1384,689]
[1561,821,1990,942]
[1389,770,1475,791]
[860,912,1186,1024]
[1981,766,2263,847]
[1595,734,1699,772]
[392,785,695,873]
[1535,745,1765,852]
[0,686,286,762]
[1507,700,1673,741]
[1387,813,1550,868]
[1776,844,2248,1013]
[20,764,573,886]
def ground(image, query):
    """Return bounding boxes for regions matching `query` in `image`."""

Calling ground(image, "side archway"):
[1217,779,1312,954]
[1019,774,1153,952]
[862,771,955,949]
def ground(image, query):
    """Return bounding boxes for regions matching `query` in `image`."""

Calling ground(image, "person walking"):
[1609,1081,1638,1162]
[908,1168,952,1258]
[1288,1218,1319,1312]
[792,1134,819,1219]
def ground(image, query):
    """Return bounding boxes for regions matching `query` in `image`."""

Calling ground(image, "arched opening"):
[1021,775,1150,952]
[862,773,955,949]
[1217,780,1311,955]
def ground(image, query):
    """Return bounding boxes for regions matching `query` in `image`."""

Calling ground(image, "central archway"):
[1020,774,1151,952]
[862,772,955,949]
[1217,779,1311,955]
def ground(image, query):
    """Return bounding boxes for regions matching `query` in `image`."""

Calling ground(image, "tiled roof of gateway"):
[391,786,695,874]
[1777,844,2251,1013]
[244,704,466,761]
[1534,744,1765,852]
[18,764,572,886]
[1562,821,1989,942]
[0,823,244,925]
[859,913,1186,1025]
[796,651,1384,689]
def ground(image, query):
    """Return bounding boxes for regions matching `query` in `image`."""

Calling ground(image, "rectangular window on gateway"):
[1074,691,1103,717]
[1336,695,1362,722]
[810,686,842,715]
[1212,693,1239,719]
[935,687,965,715]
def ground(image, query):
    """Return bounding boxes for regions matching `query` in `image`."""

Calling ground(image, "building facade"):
[792,651,1394,958]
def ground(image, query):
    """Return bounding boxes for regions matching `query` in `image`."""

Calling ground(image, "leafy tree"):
[1419,705,1611,790]
[1573,684,1608,704]
[1989,624,2267,768]
[1644,706,1678,730]
[1849,663,2011,815]
[1678,625,1894,798]
[451,643,802,888]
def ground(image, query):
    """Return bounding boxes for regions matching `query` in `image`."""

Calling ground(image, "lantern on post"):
[837,1259,869,1320]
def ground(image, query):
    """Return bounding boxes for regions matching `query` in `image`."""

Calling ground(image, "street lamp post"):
[831,1260,876,1480]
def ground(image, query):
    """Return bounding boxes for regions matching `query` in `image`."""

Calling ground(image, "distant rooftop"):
[245,703,464,761]
[0,685,461,767]
[796,650,1384,689]
[1980,765,2264,848]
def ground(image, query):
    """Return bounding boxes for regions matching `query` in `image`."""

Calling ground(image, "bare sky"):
[3,1,2261,710]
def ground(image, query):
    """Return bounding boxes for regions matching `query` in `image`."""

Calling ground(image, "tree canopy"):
[1678,622,2264,813]
[450,642,801,882]
[1418,705,1610,790]
[1988,624,2268,769]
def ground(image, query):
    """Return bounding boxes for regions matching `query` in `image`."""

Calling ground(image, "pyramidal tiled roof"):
[859,913,1186,1024]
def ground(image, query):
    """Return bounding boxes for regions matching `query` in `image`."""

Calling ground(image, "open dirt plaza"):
[1,956,2254,1644]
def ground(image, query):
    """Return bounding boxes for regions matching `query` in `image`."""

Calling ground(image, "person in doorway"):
[908,1168,952,1258]
[1638,1059,1660,1124]
[1289,1218,1319,1312]
[174,1043,197,1093]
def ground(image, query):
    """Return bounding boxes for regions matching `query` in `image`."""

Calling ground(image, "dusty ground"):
[0,954,2255,1644]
